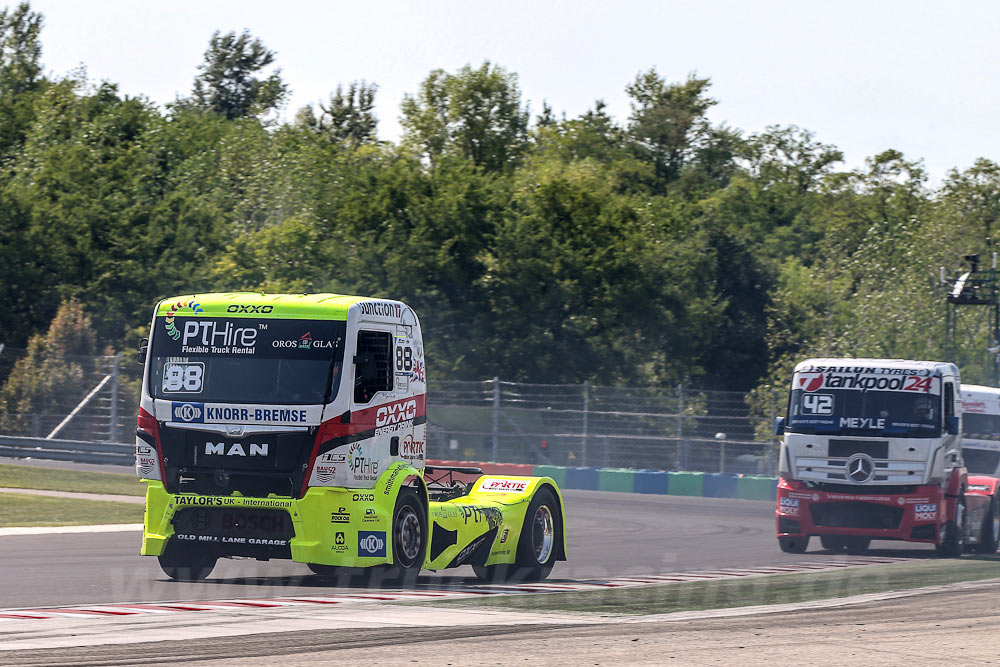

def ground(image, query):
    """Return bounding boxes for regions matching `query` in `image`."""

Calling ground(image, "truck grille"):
[810,502,903,529]
[159,425,314,498]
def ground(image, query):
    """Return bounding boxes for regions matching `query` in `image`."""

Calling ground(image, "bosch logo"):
[845,453,875,484]
[375,399,417,427]
[226,304,273,314]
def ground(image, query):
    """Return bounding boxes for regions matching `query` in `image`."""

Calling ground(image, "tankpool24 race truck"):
[776,358,1000,556]
[135,293,566,582]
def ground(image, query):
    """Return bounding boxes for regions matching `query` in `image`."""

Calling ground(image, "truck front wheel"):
[778,536,809,553]
[973,495,999,554]
[820,536,869,554]
[935,499,966,558]
[157,543,217,581]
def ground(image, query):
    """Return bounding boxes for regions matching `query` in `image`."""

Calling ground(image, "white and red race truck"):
[776,358,1000,555]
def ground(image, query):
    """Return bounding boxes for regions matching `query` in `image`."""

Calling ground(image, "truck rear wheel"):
[778,536,809,553]
[157,543,217,581]
[973,495,999,554]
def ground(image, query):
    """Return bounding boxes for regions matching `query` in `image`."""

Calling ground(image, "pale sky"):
[27,0,1000,183]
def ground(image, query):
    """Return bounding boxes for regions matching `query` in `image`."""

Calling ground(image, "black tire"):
[973,495,999,554]
[844,537,870,555]
[377,487,426,587]
[474,487,561,583]
[936,499,966,558]
[820,536,847,552]
[157,543,217,581]
[778,536,809,554]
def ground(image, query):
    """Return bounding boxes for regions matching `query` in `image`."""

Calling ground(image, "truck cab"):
[776,358,997,555]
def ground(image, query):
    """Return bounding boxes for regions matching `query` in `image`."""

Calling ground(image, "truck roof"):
[155,292,397,321]
[961,384,1000,415]
[794,358,958,377]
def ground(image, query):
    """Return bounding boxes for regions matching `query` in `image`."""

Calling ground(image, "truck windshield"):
[963,412,1000,439]
[148,317,346,405]
[787,388,941,437]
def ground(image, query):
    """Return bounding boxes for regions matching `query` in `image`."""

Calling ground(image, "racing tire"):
[778,536,809,554]
[973,495,1000,554]
[935,499,966,558]
[374,487,426,588]
[157,543,217,581]
[474,487,561,583]
[820,536,847,552]
[819,536,868,554]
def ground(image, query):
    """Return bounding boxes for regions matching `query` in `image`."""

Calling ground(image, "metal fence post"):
[108,353,120,443]
[581,381,590,467]
[675,384,684,470]
[491,377,500,462]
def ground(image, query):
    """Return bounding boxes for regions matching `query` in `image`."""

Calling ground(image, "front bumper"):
[776,478,949,543]
[141,478,398,567]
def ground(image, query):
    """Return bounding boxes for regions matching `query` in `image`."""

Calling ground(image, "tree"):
[188,30,287,120]
[401,62,529,172]
[298,81,378,145]
[625,69,733,190]
[0,300,98,435]
[0,1,43,152]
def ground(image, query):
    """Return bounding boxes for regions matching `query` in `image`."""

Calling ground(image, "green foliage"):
[4,4,1000,401]
[186,30,287,120]
[0,300,97,432]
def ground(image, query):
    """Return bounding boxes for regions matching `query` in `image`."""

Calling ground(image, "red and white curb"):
[0,556,909,621]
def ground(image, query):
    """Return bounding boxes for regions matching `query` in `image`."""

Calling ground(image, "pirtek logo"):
[227,304,274,314]
[375,399,417,427]
[205,442,269,457]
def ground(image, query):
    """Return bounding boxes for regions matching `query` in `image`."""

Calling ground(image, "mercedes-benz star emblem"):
[845,453,875,484]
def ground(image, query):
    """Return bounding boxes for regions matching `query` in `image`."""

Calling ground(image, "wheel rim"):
[532,505,555,564]
[396,506,422,566]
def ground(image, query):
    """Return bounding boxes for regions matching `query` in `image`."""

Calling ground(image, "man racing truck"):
[776,358,999,555]
[135,293,566,582]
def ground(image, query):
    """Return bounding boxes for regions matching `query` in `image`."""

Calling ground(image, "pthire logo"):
[375,399,417,427]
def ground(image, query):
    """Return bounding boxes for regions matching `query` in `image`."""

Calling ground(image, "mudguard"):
[966,475,1000,497]
[424,475,567,570]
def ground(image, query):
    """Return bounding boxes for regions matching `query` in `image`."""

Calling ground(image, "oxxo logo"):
[358,531,386,557]
[914,503,938,521]
[352,493,374,502]
[227,304,274,314]
[375,399,417,427]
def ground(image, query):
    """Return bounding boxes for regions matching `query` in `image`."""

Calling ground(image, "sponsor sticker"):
[480,478,530,493]
[172,402,204,423]
[331,531,347,553]
[358,531,387,557]
[914,503,938,521]
[330,507,350,524]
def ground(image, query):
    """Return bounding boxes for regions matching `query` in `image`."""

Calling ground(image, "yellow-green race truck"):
[135,293,566,583]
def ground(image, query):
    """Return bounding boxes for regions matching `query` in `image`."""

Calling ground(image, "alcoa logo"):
[375,399,417,427]
[164,300,204,340]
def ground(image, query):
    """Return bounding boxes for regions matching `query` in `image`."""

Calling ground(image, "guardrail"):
[0,434,133,466]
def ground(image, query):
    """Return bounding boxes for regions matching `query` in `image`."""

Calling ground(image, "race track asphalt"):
[0,489,932,609]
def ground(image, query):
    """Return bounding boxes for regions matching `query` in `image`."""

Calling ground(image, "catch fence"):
[0,347,779,474]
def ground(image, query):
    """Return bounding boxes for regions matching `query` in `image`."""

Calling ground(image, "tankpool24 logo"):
[164,300,204,340]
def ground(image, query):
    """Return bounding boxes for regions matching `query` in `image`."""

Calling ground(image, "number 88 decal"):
[162,362,204,393]
[395,346,413,371]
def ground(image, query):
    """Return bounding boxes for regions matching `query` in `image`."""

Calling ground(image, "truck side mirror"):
[137,338,148,365]
[946,416,959,435]
[775,416,785,436]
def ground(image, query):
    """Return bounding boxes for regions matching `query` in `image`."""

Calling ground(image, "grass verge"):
[0,492,144,527]
[423,557,1000,616]
[0,463,143,496]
